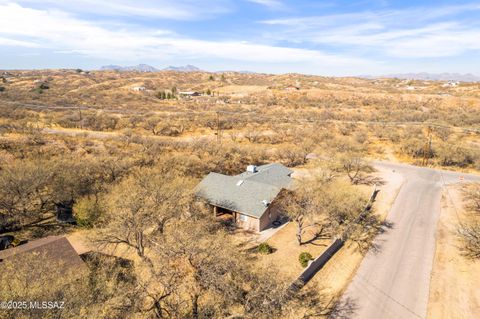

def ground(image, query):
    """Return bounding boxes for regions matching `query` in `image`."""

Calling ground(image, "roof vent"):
[262,200,270,207]
[247,165,258,173]
[236,180,244,186]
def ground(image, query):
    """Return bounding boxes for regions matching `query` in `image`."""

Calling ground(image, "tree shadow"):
[326,297,358,319]
[368,219,394,255]
[357,175,386,186]
[302,234,332,246]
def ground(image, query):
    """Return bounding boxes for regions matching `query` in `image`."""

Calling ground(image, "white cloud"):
[0,2,378,74]
[247,0,283,9]
[261,4,480,58]
[0,37,40,47]
[0,0,233,20]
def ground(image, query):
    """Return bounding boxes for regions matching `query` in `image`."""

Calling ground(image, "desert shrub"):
[463,184,480,213]
[74,197,103,228]
[31,87,44,94]
[39,83,50,90]
[458,224,480,259]
[436,144,475,167]
[354,129,368,144]
[83,113,119,131]
[399,138,427,158]
[56,113,81,128]
[257,242,273,255]
[0,86,5,92]
[299,252,314,268]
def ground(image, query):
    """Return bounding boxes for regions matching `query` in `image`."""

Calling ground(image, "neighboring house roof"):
[195,163,293,219]
[0,236,86,274]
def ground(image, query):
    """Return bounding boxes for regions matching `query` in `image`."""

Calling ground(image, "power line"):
[3,100,479,134]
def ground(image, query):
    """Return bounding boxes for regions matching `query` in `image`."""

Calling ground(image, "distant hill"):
[100,64,159,72]
[163,65,202,72]
[364,72,480,82]
[215,70,256,74]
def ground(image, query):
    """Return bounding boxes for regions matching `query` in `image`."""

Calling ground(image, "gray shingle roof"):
[236,163,293,189]
[195,163,293,218]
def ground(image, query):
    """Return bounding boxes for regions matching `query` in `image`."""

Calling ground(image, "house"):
[0,236,87,277]
[195,163,293,232]
[442,81,460,88]
[178,91,201,97]
[131,86,146,91]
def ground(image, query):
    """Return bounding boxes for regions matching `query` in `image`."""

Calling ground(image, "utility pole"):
[216,111,221,144]
[78,106,83,129]
[422,126,432,166]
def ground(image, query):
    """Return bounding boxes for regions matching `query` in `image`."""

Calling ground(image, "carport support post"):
[213,206,218,217]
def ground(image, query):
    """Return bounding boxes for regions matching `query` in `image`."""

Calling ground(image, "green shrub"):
[299,252,314,268]
[39,83,50,90]
[31,87,43,94]
[156,91,166,100]
[74,197,103,228]
[257,242,273,255]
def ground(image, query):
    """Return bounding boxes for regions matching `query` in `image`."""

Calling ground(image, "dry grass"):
[427,186,480,318]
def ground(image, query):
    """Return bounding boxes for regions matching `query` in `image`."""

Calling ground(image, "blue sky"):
[0,0,479,75]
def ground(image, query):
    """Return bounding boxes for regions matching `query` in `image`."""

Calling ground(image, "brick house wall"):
[235,213,260,232]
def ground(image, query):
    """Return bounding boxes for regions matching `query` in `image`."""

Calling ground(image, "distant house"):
[442,81,460,88]
[131,86,146,91]
[195,163,293,232]
[285,85,300,92]
[178,91,201,97]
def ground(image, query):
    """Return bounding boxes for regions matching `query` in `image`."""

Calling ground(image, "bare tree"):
[0,251,136,319]
[97,167,194,260]
[337,153,375,185]
[281,175,373,247]
[0,161,54,232]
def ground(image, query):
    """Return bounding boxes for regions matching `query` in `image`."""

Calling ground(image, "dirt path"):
[427,186,480,319]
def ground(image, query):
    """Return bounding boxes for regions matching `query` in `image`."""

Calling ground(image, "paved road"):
[342,161,480,319]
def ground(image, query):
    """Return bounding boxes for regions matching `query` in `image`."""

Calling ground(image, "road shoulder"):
[427,185,480,319]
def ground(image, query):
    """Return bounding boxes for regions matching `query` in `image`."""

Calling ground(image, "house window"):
[239,214,248,222]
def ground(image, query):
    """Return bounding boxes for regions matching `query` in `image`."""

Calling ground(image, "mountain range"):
[364,72,480,82]
[163,65,202,72]
[100,64,159,72]
[100,64,202,72]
